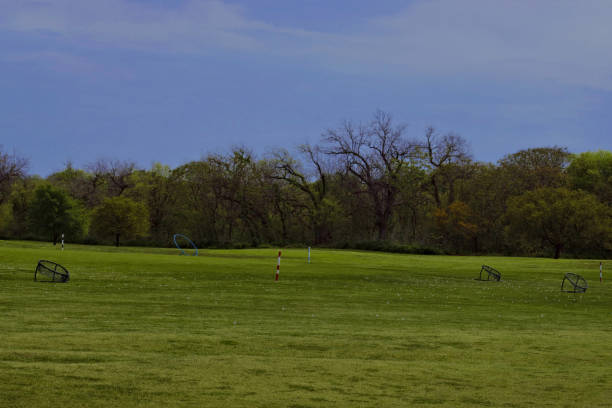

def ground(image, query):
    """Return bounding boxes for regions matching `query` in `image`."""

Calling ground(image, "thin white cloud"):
[0,0,266,51]
[1,0,611,89]
[360,0,612,88]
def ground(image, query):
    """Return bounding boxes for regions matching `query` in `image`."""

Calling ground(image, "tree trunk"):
[314,222,331,245]
[431,175,441,208]
[376,215,388,241]
[314,221,322,245]
[115,233,120,247]
[411,208,418,241]
[554,244,562,259]
[448,179,455,205]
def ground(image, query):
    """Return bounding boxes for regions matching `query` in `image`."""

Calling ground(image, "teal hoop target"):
[173,234,198,256]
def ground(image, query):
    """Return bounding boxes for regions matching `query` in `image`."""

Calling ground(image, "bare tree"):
[107,160,137,196]
[274,145,327,203]
[80,160,110,207]
[86,159,136,197]
[0,147,28,205]
[423,127,472,207]
[323,110,419,240]
[272,144,333,244]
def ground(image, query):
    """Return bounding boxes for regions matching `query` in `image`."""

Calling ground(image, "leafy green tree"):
[3,177,43,239]
[125,163,179,245]
[394,163,431,242]
[505,188,611,258]
[28,184,84,244]
[456,163,514,253]
[47,162,105,208]
[90,197,149,247]
[173,159,223,245]
[567,150,612,205]
[498,147,570,192]
[0,201,11,236]
[211,149,274,246]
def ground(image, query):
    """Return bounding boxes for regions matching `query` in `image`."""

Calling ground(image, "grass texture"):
[1,240,611,407]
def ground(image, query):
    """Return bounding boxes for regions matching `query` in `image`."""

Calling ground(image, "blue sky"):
[1,0,611,176]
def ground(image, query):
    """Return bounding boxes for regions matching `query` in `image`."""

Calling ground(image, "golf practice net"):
[34,260,70,283]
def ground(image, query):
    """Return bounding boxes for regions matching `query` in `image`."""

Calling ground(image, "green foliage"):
[47,163,89,201]
[90,196,149,246]
[1,133,611,258]
[567,150,612,205]
[433,201,478,253]
[4,177,41,238]
[499,146,570,191]
[0,202,11,237]
[125,164,179,246]
[505,187,611,258]
[456,163,509,253]
[347,240,442,255]
[27,184,85,244]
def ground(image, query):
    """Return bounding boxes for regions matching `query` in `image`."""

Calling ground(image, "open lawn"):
[1,240,611,407]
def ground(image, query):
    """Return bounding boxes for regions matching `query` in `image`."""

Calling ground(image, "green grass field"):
[1,240,611,407]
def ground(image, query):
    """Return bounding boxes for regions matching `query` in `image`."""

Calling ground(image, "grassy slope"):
[0,240,610,407]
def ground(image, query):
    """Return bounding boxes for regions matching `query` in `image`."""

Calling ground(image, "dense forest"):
[1,112,611,259]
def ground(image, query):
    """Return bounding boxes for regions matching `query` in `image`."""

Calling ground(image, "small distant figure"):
[600,262,603,283]
[61,233,65,251]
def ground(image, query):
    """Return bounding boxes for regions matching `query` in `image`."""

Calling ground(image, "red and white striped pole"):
[600,262,603,283]
[275,250,282,281]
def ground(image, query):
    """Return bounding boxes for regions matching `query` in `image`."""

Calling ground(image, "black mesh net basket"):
[476,265,501,281]
[34,260,70,283]
[561,272,587,293]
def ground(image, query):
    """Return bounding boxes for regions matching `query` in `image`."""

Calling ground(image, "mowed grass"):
[1,240,611,407]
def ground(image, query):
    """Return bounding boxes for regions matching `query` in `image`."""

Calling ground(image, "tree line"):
[1,111,611,258]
